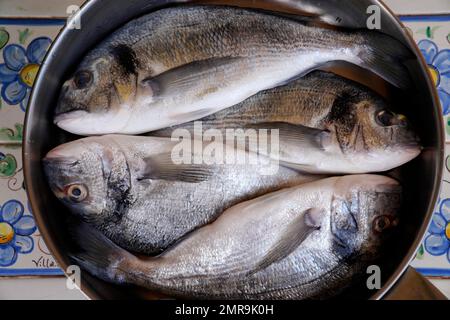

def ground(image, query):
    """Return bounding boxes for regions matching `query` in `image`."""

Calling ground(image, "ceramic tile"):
[0,0,84,18]
[0,20,64,144]
[0,145,62,276]
[0,18,64,276]
[400,16,450,142]
[410,143,450,278]
[386,0,450,15]
[404,14,450,279]
[2,0,450,17]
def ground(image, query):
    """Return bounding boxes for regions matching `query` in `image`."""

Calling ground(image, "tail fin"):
[69,223,136,284]
[355,31,414,89]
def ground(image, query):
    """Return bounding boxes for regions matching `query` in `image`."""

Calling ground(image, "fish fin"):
[169,108,217,122]
[271,66,322,89]
[139,152,215,183]
[247,122,331,150]
[140,57,243,96]
[357,32,413,89]
[249,208,324,276]
[287,0,376,28]
[278,161,317,173]
[69,223,136,284]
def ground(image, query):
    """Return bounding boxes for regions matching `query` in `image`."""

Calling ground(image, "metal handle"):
[384,267,447,300]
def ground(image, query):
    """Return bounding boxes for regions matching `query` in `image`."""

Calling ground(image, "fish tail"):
[69,223,141,285]
[354,31,414,89]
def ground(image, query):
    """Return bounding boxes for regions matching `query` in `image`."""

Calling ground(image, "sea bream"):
[43,135,320,254]
[70,174,401,299]
[153,71,421,174]
[54,5,412,135]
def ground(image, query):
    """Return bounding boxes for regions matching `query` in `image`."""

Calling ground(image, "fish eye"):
[67,184,88,202]
[375,110,396,127]
[373,215,393,233]
[73,70,93,89]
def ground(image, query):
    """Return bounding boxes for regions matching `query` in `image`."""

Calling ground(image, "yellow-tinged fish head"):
[330,175,401,259]
[42,137,129,224]
[54,45,140,135]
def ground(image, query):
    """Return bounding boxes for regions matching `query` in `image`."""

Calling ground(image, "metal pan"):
[23,0,446,299]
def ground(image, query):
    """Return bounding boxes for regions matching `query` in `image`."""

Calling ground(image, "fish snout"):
[399,131,423,155]
[53,110,95,135]
[43,144,87,184]
[54,89,89,117]
[44,143,85,164]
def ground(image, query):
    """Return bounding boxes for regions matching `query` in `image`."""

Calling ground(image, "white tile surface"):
[384,0,450,14]
[0,277,86,300]
[430,279,450,299]
[0,276,447,300]
[0,0,84,18]
[0,0,449,17]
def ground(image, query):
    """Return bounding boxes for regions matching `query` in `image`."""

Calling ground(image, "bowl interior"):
[23,0,444,299]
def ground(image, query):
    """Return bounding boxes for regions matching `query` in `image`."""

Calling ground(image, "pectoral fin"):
[169,108,218,122]
[278,161,316,173]
[140,57,243,97]
[138,152,214,183]
[246,122,331,150]
[249,208,324,276]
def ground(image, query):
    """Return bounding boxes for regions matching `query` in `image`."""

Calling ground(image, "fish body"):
[54,5,411,135]
[71,175,401,299]
[153,71,421,174]
[43,135,319,254]
[268,0,387,29]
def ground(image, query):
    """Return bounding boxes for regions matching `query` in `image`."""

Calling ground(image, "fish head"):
[43,138,130,225]
[327,91,421,172]
[54,48,136,135]
[330,175,401,258]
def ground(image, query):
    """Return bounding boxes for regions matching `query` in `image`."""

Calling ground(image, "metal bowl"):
[23,0,445,299]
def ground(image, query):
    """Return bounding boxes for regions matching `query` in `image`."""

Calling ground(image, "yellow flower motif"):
[19,63,40,88]
[0,222,14,244]
[428,65,440,87]
[446,222,450,241]
[0,37,51,111]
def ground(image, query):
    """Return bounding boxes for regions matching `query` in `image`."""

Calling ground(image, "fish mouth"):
[53,110,98,136]
[54,108,131,135]
[54,100,88,117]
[54,110,89,126]
[398,139,423,156]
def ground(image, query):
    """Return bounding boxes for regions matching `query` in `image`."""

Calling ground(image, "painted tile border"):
[415,268,450,278]
[0,18,66,25]
[399,14,450,22]
[0,18,65,276]
[0,268,63,276]
[402,14,450,278]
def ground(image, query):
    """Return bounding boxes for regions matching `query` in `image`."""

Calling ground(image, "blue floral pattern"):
[418,39,450,115]
[424,198,450,262]
[0,200,37,267]
[0,37,51,111]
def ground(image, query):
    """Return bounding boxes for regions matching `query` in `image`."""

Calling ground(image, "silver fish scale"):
[103,175,400,299]
[152,71,353,136]
[76,136,318,255]
[99,6,361,77]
